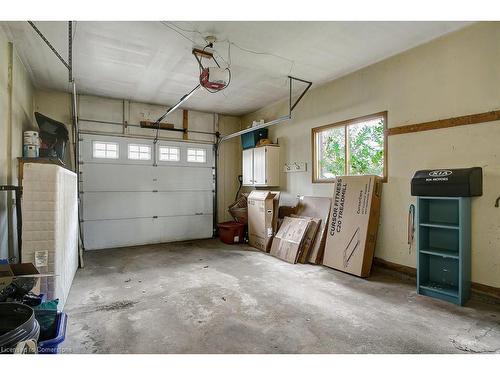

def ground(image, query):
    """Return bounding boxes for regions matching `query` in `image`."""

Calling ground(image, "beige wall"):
[35,89,73,125]
[0,28,35,259]
[217,115,242,222]
[242,22,500,288]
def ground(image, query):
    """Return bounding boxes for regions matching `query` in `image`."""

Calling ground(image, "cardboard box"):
[323,175,382,277]
[247,190,280,252]
[296,196,332,264]
[270,216,311,263]
[291,215,321,263]
[0,263,41,296]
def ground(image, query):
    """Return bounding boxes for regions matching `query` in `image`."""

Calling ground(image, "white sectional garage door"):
[80,134,214,250]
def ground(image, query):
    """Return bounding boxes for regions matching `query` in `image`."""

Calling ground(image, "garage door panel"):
[81,164,213,192]
[83,216,212,250]
[80,134,214,250]
[84,218,159,250]
[82,191,213,220]
[81,164,156,191]
[155,167,213,191]
[158,215,213,243]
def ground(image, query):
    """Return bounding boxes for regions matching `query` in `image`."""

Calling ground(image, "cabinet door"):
[265,146,280,187]
[242,149,254,186]
[253,147,267,185]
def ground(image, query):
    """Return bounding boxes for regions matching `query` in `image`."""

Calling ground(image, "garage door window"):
[187,148,206,163]
[93,141,119,159]
[128,144,152,160]
[159,146,180,161]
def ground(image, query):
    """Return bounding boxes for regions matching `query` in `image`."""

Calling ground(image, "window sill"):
[313,176,387,184]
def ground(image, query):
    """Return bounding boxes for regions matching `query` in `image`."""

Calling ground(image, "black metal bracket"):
[495,196,500,208]
[28,21,73,82]
[288,76,312,113]
[0,185,23,263]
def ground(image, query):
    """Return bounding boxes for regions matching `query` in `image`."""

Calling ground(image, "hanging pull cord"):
[408,204,415,254]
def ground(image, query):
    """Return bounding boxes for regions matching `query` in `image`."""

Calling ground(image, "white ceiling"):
[2,21,472,115]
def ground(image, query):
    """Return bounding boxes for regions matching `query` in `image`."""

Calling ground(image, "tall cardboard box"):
[248,190,280,252]
[323,175,382,277]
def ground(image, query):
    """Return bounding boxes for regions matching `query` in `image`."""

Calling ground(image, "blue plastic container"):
[37,312,67,354]
[241,128,268,149]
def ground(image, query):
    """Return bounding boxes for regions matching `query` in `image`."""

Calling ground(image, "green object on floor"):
[34,299,59,341]
[34,299,59,311]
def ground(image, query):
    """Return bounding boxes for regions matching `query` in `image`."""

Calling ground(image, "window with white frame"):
[187,148,206,163]
[128,144,152,160]
[158,146,180,162]
[93,141,119,159]
[312,112,387,182]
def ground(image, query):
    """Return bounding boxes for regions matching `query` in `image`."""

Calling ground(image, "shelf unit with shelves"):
[416,197,471,305]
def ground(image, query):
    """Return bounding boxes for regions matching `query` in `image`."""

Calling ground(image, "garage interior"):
[1,19,500,356]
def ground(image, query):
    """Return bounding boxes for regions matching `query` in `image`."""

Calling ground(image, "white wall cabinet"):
[242,149,254,186]
[242,145,280,187]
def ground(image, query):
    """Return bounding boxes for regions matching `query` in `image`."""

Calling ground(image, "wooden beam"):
[139,120,174,130]
[192,48,214,59]
[182,110,188,140]
[387,110,500,136]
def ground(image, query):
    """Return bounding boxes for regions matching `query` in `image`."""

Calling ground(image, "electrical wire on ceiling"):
[160,21,296,77]
[160,21,199,44]
[162,21,206,42]
[159,22,232,95]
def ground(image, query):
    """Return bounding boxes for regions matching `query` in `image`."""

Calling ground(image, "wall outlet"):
[283,162,307,173]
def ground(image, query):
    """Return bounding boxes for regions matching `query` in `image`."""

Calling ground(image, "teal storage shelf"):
[419,223,459,230]
[419,248,459,259]
[417,197,471,305]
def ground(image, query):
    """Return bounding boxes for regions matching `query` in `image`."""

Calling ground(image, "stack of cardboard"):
[295,196,332,264]
[247,179,382,278]
[290,215,321,263]
[268,195,331,264]
[269,214,324,265]
[322,175,382,277]
[247,191,280,252]
[270,216,311,263]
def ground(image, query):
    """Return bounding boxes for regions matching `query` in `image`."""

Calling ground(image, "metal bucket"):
[23,144,39,158]
[0,303,40,354]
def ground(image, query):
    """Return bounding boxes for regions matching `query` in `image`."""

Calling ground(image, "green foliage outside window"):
[349,119,384,176]
[318,117,384,179]
[319,126,345,178]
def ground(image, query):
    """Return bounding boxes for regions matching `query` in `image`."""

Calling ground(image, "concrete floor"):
[63,239,500,354]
